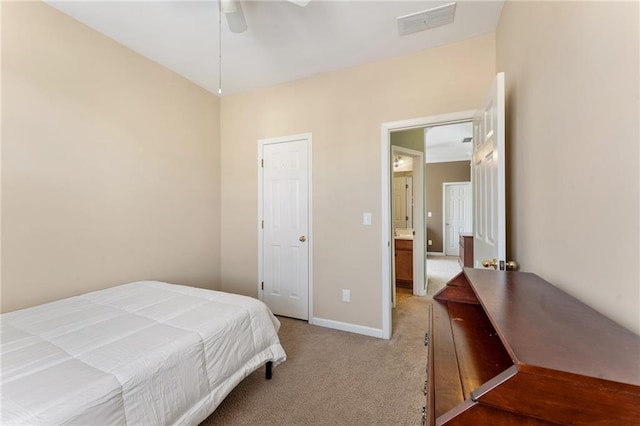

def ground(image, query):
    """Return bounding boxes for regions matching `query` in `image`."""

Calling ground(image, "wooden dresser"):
[458,234,473,268]
[424,268,640,425]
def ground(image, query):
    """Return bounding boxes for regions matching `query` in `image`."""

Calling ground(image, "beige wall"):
[425,161,471,253]
[391,128,424,153]
[497,2,639,334]
[220,34,496,329]
[1,2,221,312]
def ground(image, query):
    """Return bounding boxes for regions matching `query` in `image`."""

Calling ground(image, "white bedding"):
[0,281,287,425]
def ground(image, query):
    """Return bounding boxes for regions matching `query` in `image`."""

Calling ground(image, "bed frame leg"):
[265,361,273,380]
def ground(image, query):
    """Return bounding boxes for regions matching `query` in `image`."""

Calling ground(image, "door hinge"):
[261,159,264,168]
[261,282,264,291]
[405,216,409,221]
[405,184,409,189]
[261,220,264,229]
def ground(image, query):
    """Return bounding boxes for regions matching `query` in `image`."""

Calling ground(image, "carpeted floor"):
[202,257,460,426]
[426,256,462,297]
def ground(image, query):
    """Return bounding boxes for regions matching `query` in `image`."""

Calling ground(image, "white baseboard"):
[427,251,446,256]
[311,317,385,339]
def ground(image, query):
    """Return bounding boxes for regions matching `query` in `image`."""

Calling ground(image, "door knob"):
[299,236,306,242]
[482,258,498,269]
[505,260,519,271]
[482,259,519,271]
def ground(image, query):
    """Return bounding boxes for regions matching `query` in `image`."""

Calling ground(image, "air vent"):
[462,137,472,143]
[397,2,457,36]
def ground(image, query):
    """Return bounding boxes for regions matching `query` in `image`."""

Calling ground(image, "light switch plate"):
[363,213,372,225]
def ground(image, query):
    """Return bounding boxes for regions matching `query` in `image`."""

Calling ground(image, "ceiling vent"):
[397,2,457,36]
[462,137,472,143]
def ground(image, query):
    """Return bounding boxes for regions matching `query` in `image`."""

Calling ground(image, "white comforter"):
[0,281,286,425]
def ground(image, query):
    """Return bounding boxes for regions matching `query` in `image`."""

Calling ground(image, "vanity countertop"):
[394,228,414,240]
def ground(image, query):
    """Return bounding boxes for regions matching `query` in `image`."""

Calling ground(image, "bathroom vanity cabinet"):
[395,239,413,288]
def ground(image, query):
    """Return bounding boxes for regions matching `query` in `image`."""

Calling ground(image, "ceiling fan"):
[220,0,310,33]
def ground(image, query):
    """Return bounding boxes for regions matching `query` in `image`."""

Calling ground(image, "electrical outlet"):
[428,240,433,245]
[342,289,350,302]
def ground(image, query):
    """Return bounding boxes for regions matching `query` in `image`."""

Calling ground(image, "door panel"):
[262,138,309,320]
[393,176,413,230]
[473,72,506,268]
[393,177,407,230]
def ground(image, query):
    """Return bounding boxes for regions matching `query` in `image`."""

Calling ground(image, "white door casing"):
[258,134,311,320]
[472,72,506,268]
[444,182,472,256]
[406,177,413,228]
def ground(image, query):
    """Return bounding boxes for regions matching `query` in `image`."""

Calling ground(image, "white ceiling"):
[46,0,504,95]
[425,121,472,163]
[392,121,472,166]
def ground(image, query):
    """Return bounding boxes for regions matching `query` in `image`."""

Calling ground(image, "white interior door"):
[393,176,413,229]
[473,72,506,268]
[444,182,472,256]
[261,138,309,320]
[393,177,408,230]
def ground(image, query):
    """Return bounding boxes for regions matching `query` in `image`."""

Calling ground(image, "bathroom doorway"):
[390,145,424,307]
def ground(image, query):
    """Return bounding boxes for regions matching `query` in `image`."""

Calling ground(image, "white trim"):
[427,252,446,256]
[311,317,384,339]
[257,133,313,322]
[381,110,475,340]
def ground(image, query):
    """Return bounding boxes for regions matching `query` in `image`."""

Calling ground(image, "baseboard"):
[427,251,446,256]
[311,317,385,339]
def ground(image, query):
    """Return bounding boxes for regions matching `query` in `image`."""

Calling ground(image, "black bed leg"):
[265,361,273,380]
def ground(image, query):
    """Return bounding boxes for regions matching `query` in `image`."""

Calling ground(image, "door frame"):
[381,111,474,339]
[257,133,313,322]
[390,146,424,301]
[443,181,472,256]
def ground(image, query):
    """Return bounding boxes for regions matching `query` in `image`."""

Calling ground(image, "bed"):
[0,281,287,425]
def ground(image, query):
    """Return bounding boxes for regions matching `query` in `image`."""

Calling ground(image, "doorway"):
[381,111,475,339]
[258,133,313,321]
[390,146,424,307]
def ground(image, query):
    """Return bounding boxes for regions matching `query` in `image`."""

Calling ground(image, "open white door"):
[472,72,510,270]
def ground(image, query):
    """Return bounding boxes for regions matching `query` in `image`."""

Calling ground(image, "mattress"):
[0,281,287,425]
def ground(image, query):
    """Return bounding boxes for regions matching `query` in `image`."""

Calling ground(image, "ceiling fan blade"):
[287,0,310,6]
[220,0,247,33]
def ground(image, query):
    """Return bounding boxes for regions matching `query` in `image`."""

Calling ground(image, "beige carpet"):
[202,259,460,426]
[426,256,461,297]
[201,290,427,425]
